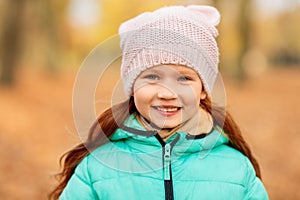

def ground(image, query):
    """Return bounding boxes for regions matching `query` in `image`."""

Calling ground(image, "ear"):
[200,90,207,100]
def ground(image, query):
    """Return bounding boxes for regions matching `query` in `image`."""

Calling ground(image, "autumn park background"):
[0,0,300,199]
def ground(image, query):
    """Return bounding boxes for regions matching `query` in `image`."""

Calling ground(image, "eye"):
[144,74,160,80]
[178,76,192,82]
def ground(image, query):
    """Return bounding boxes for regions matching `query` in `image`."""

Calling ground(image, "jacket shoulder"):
[191,144,255,186]
[212,144,269,199]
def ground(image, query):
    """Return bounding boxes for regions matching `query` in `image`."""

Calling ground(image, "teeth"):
[156,107,178,112]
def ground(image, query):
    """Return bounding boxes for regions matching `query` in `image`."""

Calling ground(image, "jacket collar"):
[110,114,229,154]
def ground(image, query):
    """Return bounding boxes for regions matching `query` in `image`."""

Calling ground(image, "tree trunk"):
[213,0,251,81]
[237,0,251,81]
[0,0,25,85]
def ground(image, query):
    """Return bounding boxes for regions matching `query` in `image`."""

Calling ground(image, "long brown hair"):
[49,96,261,199]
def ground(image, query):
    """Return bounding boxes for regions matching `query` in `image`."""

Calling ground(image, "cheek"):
[133,91,147,108]
[133,85,156,110]
[134,84,156,100]
[179,85,202,106]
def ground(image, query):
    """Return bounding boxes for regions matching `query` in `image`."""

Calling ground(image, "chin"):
[154,121,180,129]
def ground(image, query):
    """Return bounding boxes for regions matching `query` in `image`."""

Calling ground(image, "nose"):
[157,85,177,99]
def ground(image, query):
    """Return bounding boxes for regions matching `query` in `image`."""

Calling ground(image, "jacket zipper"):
[164,143,171,180]
[163,143,174,200]
[155,134,180,200]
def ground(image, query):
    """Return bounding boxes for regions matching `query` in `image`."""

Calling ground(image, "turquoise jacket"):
[60,114,268,200]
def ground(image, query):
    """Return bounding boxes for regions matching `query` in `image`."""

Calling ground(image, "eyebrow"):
[177,68,197,75]
[149,66,194,73]
[142,66,199,78]
[142,68,161,73]
[175,67,199,77]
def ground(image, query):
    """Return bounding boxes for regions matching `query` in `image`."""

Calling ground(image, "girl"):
[50,5,268,199]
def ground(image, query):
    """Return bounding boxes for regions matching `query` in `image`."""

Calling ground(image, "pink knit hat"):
[119,5,220,96]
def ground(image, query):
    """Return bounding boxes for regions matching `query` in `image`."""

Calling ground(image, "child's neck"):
[136,114,178,141]
[136,108,213,141]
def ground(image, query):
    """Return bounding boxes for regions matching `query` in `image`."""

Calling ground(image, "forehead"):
[142,64,198,75]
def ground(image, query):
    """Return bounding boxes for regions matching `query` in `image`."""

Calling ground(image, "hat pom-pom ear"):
[187,5,220,27]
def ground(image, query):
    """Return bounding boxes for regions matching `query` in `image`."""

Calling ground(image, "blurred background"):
[0,0,300,199]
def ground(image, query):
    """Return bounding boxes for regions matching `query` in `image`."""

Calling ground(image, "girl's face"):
[133,64,206,129]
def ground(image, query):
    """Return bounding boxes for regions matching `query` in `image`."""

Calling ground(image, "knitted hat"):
[119,5,220,96]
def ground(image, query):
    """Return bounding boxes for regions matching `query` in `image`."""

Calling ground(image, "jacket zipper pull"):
[164,143,171,180]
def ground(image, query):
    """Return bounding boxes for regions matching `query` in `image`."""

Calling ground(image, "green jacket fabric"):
[60,114,269,200]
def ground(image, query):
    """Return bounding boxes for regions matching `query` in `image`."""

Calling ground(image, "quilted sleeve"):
[244,158,269,200]
[59,156,98,200]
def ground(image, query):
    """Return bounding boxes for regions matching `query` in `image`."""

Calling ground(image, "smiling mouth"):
[153,106,181,113]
